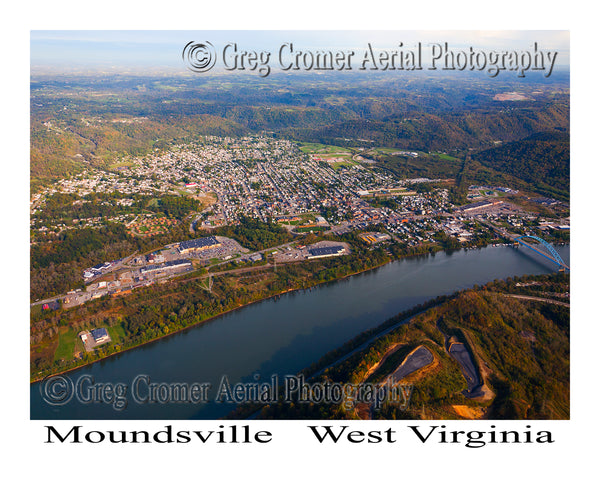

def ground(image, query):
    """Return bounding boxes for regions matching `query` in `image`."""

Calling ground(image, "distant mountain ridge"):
[30,74,569,189]
[298,103,569,151]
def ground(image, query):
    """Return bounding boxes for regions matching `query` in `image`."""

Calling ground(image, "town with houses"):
[31,136,569,316]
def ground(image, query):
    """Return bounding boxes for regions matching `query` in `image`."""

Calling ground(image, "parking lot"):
[273,240,350,263]
[162,236,248,263]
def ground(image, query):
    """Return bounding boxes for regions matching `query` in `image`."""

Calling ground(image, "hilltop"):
[234,273,569,420]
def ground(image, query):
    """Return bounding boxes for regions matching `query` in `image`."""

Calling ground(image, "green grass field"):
[110,159,135,169]
[330,160,358,170]
[435,153,462,162]
[54,328,76,361]
[281,213,318,225]
[299,142,353,155]
[107,324,127,344]
[294,226,328,233]
[300,213,318,221]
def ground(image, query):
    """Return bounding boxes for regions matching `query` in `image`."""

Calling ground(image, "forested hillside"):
[234,273,569,420]
[31,72,570,189]
[472,132,569,197]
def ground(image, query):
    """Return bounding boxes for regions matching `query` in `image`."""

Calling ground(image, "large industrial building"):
[307,245,345,259]
[177,236,221,254]
[83,261,112,280]
[140,259,192,274]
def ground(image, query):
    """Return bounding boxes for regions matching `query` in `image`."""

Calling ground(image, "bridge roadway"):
[483,222,569,270]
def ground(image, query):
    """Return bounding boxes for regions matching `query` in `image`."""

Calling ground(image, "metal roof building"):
[178,236,221,253]
[307,245,345,258]
[91,328,109,342]
[140,259,192,274]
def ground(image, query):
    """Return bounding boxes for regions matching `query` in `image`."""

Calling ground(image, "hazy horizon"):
[31,30,570,74]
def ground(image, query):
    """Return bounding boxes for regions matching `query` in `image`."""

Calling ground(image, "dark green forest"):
[472,132,569,198]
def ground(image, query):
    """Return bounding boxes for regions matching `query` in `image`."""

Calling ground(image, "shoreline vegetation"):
[226,271,569,421]
[32,269,437,386]
[30,233,569,383]
[31,237,396,383]
[30,238,568,383]
[31,263,386,383]
[30,235,468,383]
[30,238,460,383]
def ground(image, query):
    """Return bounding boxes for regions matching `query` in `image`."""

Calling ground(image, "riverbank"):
[31,243,570,419]
[31,253,397,383]
[232,272,569,420]
[30,241,570,384]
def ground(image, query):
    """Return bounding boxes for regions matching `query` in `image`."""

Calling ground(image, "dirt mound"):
[452,405,486,419]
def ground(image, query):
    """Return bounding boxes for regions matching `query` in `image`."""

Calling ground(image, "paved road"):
[31,295,65,307]
[504,294,570,308]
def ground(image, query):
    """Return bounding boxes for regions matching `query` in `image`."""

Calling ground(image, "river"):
[31,243,569,419]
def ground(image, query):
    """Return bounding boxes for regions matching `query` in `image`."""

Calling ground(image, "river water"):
[31,244,569,419]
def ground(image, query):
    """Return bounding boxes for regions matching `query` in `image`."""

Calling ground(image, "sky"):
[30,30,570,72]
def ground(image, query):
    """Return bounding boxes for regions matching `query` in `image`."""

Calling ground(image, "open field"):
[434,153,462,162]
[107,323,127,344]
[328,159,359,170]
[299,142,353,155]
[54,328,77,361]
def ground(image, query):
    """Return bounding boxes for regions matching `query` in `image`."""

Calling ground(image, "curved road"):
[503,294,569,308]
